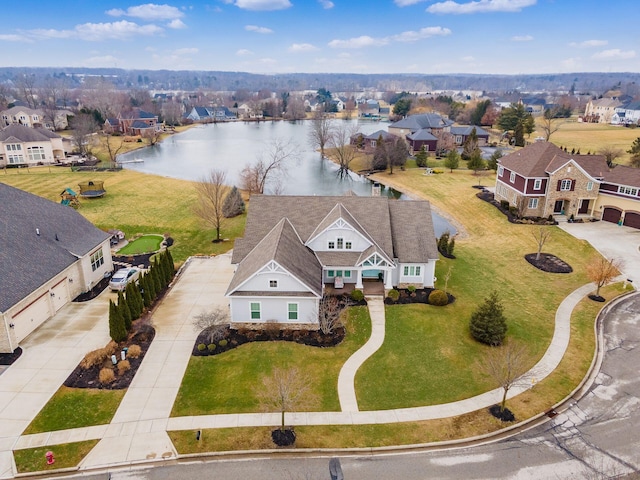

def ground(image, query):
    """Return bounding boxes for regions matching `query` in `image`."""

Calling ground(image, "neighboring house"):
[0,183,114,353]
[583,98,622,124]
[450,126,490,146]
[0,106,71,131]
[358,99,380,118]
[351,130,396,153]
[186,106,236,122]
[494,142,640,228]
[388,113,453,138]
[0,124,68,167]
[226,195,439,328]
[105,109,160,135]
[406,129,438,154]
[521,97,547,116]
[611,101,640,126]
[186,106,212,121]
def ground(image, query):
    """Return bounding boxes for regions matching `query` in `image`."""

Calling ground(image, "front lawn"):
[14,440,99,473]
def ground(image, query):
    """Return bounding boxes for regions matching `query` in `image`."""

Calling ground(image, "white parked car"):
[109,267,140,292]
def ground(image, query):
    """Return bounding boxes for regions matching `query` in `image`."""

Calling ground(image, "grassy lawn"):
[14,440,98,473]
[23,387,125,434]
[117,234,164,255]
[171,306,371,416]
[0,167,246,263]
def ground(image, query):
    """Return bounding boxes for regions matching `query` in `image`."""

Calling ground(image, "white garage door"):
[12,293,51,342]
[50,278,69,313]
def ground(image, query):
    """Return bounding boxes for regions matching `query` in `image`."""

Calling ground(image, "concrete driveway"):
[558,220,640,285]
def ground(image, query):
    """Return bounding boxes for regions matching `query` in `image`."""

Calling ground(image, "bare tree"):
[16,73,38,109]
[69,113,99,156]
[193,169,228,242]
[540,108,564,141]
[284,96,306,120]
[308,111,334,157]
[532,227,552,261]
[516,196,528,219]
[344,97,356,120]
[317,296,343,335]
[598,145,623,167]
[387,136,409,174]
[101,133,125,167]
[192,307,229,344]
[328,122,358,178]
[478,341,533,415]
[240,138,298,194]
[40,76,70,130]
[586,257,623,297]
[161,101,183,126]
[258,367,316,432]
[434,130,455,155]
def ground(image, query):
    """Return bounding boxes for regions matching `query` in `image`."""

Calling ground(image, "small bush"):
[80,341,119,369]
[351,289,365,302]
[117,360,131,375]
[428,289,449,306]
[387,289,400,301]
[197,343,206,351]
[99,368,115,384]
[218,339,228,347]
[407,285,417,293]
[207,344,216,352]
[509,206,518,216]
[500,200,509,210]
[127,344,142,358]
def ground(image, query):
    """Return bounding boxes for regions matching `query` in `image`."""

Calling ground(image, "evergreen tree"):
[141,274,153,308]
[466,149,486,173]
[125,282,142,320]
[444,149,460,172]
[469,291,507,346]
[497,103,535,136]
[164,250,174,283]
[222,186,245,218]
[462,127,479,160]
[415,145,428,168]
[514,120,525,147]
[152,259,163,294]
[117,290,132,331]
[628,137,640,167]
[109,299,127,342]
[487,149,503,171]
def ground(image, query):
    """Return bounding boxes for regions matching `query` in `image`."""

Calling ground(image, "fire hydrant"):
[45,451,55,465]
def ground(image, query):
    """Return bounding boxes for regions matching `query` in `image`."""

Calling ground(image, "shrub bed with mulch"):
[476,190,557,226]
[73,274,113,302]
[524,253,573,273]
[384,288,455,306]
[0,347,22,365]
[112,252,156,269]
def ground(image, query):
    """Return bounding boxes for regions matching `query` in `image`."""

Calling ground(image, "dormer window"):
[510,172,516,183]
[533,179,542,190]
[269,280,278,288]
[498,165,504,176]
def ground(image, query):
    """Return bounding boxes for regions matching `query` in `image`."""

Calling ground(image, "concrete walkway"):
[337,296,385,412]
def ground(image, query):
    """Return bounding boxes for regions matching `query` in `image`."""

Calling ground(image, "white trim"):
[546,158,601,183]
[533,179,542,190]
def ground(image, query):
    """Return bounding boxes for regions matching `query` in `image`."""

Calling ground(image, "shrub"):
[197,343,206,351]
[99,368,115,384]
[500,200,509,210]
[387,289,400,301]
[218,339,228,347]
[207,344,216,352]
[127,344,142,358]
[509,206,518,216]
[428,289,449,306]
[407,285,417,293]
[351,289,365,302]
[80,341,119,369]
[469,290,507,346]
[117,360,131,375]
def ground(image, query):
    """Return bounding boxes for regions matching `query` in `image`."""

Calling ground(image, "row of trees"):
[108,249,175,342]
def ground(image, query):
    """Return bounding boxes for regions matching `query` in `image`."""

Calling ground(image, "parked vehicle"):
[109,267,140,292]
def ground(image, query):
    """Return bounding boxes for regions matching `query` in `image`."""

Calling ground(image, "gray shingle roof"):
[407,129,437,141]
[0,183,110,312]
[390,113,453,132]
[0,124,61,143]
[450,126,489,137]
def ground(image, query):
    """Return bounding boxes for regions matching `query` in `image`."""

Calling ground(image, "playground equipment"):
[77,180,106,198]
[60,188,80,208]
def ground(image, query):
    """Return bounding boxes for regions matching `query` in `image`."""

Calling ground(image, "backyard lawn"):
[117,234,164,255]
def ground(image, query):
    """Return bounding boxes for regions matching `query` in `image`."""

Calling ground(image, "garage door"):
[602,207,622,224]
[623,211,640,229]
[50,278,69,313]
[12,293,51,342]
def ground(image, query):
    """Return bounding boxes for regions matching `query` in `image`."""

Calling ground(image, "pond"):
[119,120,456,236]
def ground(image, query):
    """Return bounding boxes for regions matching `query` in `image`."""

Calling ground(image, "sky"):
[0,0,638,75]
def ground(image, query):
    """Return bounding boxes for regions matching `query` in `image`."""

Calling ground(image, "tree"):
[466,149,486,173]
[532,227,552,261]
[222,186,245,218]
[540,108,563,141]
[140,274,153,308]
[284,96,306,120]
[108,299,127,343]
[193,169,228,242]
[497,103,535,137]
[628,137,640,168]
[69,114,99,156]
[371,135,388,171]
[598,146,623,167]
[586,257,622,297]
[478,341,533,416]
[415,145,429,168]
[434,130,455,155]
[462,127,479,159]
[444,149,460,172]
[328,122,358,178]
[315,88,332,112]
[470,99,492,126]
[240,138,298,194]
[387,137,409,174]
[192,307,229,344]
[469,291,507,346]
[392,97,412,117]
[258,367,316,433]
[101,133,125,167]
[117,290,132,331]
[513,119,525,147]
[16,73,38,109]
[125,281,143,320]
[308,111,333,157]
[480,106,499,127]
[486,149,503,171]
[317,296,343,335]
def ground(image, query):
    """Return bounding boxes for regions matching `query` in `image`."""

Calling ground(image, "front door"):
[554,200,565,214]
[579,199,589,214]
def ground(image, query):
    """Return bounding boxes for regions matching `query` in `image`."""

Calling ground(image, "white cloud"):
[511,35,533,42]
[0,34,31,42]
[427,0,536,14]
[561,57,581,70]
[329,26,450,49]
[236,49,254,56]
[319,0,334,8]
[592,49,636,60]
[229,0,292,11]
[173,47,198,55]
[30,21,163,41]
[245,25,274,34]
[83,55,119,67]
[167,19,187,29]
[258,57,277,64]
[106,4,184,20]
[289,43,319,52]
[569,39,608,48]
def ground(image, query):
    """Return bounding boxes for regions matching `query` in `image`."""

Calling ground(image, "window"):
[560,179,572,191]
[619,186,638,196]
[533,179,542,190]
[528,198,539,209]
[345,241,352,250]
[415,266,421,276]
[509,172,516,183]
[27,146,46,161]
[344,270,351,278]
[250,302,261,320]
[328,241,335,249]
[336,237,344,249]
[498,165,504,176]
[587,181,593,191]
[455,135,462,144]
[90,249,104,271]
[403,266,421,276]
[327,270,335,278]
[269,280,278,288]
[288,303,298,320]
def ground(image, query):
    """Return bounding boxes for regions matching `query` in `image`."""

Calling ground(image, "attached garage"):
[12,293,52,343]
[602,207,622,224]
[623,211,640,229]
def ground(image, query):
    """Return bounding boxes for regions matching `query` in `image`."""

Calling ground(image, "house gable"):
[229,260,319,295]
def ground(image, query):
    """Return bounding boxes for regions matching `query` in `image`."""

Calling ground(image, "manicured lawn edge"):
[117,233,164,255]
[13,440,98,473]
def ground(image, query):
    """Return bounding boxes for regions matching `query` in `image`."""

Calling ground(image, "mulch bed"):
[112,252,156,269]
[588,294,606,302]
[524,253,573,274]
[0,347,22,365]
[384,288,455,306]
[63,323,155,390]
[476,190,556,226]
[271,428,296,446]
[73,274,112,302]
[489,405,515,422]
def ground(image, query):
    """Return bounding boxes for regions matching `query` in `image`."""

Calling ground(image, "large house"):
[611,101,640,126]
[0,184,114,353]
[0,106,72,131]
[494,142,640,228]
[226,195,439,328]
[105,109,160,136]
[0,124,69,167]
[583,98,622,124]
[388,113,453,139]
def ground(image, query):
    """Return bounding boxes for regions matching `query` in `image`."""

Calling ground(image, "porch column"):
[384,268,393,290]
[355,269,363,289]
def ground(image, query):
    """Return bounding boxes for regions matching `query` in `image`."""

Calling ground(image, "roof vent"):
[55,234,59,241]
[36,228,40,236]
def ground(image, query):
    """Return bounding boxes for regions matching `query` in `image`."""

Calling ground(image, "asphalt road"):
[55,292,640,480]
